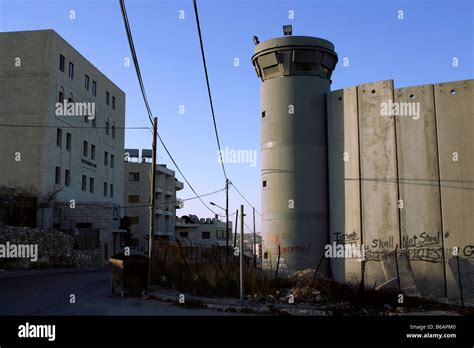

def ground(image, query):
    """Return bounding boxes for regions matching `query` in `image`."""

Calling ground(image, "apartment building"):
[175,214,232,247]
[123,149,184,254]
[0,30,125,261]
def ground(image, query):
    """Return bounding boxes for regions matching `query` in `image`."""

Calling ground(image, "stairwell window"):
[83,141,88,157]
[56,128,62,147]
[59,54,65,72]
[55,166,61,185]
[82,175,87,191]
[89,178,94,193]
[66,133,71,151]
[85,75,90,90]
[92,81,97,97]
[58,87,64,103]
[65,170,70,187]
[68,62,74,79]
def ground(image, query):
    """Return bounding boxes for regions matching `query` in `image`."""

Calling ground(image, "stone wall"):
[0,225,103,270]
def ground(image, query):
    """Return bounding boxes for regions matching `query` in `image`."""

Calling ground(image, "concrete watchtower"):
[251,29,338,273]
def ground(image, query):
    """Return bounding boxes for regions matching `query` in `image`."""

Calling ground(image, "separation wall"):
[328,78,474,300]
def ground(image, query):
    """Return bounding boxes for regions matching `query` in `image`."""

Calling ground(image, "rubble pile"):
[0,225,100,269]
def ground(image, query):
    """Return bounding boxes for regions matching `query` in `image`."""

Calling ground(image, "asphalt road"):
[0,269,230,315]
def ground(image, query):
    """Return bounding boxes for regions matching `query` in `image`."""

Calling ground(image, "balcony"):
[175,180,184,191]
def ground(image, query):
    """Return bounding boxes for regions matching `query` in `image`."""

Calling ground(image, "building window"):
[65,169,70,187]
[180,231,189,238]
[112,96,116,110]
[263,180,267,188]
[105,120,110,135]
[110,154,114,168]
[128,195,140,203]
[129,172,140,182]
[55,166,61,185]
[68,62,74,79]
[103,182,108,196]
[56,128,62,147]
[92,117,96,128]
[85,75,90,90]
[216,230,226,240]
[112,125,116,139]
[262,111,266,118]
[91,144,96,160]
[106,91,110,106]
[59,54,65,72]
[89,178,94,193]
[104,243,108,261]
[129,217,139,225]
[202,231,210,240]
[92,80,97,96]
[83,141,88,157]
[58,88,64,103]
[66,133,71,151]
[82,175,87,191]
[84,115,89,123]
[104,151,108,166]
[110,184,114,198]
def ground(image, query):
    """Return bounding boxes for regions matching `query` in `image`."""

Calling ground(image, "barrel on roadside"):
[109,253,149,298]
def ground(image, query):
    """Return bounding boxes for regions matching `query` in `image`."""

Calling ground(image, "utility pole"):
[240,204,245,301]
[253,207,257,268]
[225,179,229,256]
[148,116,158,289]
[233,209,238,248]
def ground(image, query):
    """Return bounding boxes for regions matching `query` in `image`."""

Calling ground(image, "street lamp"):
[210,201,225,211]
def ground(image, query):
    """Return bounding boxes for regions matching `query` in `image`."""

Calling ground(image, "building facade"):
[175,214,232,247]
[0,30,126,262]
[123,149,184,254]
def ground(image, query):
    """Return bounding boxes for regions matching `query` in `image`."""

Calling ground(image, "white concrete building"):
[0,30,126,261]
[123,149,184,254]
[175,214,232,247]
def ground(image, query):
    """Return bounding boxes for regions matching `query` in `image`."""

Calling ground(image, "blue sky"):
[1,0,473,232]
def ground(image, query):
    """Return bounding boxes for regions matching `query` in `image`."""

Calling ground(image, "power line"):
[156,133,219,215]
[119,0,154,126]
[230,181,262,216]
[68,187,226,210]
[192,0,227,180]
[119,0,218,216]
[0,124,150,130]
